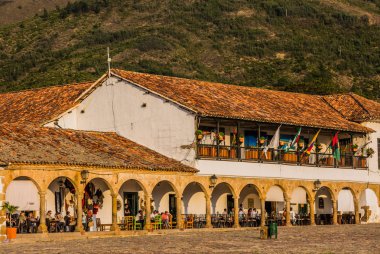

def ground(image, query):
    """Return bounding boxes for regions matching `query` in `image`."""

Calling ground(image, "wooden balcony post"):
[237,121,241,160]
[216,120,220,160]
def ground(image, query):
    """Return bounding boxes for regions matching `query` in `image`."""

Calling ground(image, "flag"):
[305,129,321,155]
[264,125,281,159]
[290,127,302,149]
[332,132,340,161]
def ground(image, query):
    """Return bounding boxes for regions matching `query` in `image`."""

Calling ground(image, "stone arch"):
[210,182,236,214]
[238,183,262,212]
[359,188,380,223]
[151,180,178,214]
[314,186,334,225]
[117,179,148,217]
[4,175,42,193]
[265,185,287,217]
[315,186,336,201]
[5,176,41,213]
[86,176,115,196]
[84,177,114,226]
[337,187,357,222]
[182,181,207,215]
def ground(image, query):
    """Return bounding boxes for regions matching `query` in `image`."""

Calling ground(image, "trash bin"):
[268,222,278,239]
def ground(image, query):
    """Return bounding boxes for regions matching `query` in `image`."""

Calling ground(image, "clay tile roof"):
[0,82,93,124]
[323,93,380,122]
[0,125,197,173]
[111,69,372,133]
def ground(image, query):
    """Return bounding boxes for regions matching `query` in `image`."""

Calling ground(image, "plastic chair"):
[152,215,162,229]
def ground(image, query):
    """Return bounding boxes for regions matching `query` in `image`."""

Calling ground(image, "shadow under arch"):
[182,181,208,215]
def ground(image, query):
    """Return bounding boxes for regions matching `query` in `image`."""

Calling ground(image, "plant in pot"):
[352,144,358,152]
[218,132,225,142]
[1,202,19,240]
[195,130,203,141]
[298,139,305,149]
[238,134,244,144]
[316,143,323,152]
[259,136,266,145]
[366,147,374,157]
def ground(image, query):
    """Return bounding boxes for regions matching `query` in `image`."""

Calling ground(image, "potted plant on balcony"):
[352,144,358,152]
[238,134,244,144]
[298,139,305,149]
[195,130,203,141]
[218,132,225,142]
[1,202,19,241]
[366,148,374,157]
[316,143,323,152]
[259,136,266,145]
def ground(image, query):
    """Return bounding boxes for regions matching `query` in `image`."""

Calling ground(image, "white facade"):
[43,75,380,221]
[51,77,196,165]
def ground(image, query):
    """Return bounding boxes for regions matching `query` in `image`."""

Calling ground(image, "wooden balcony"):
[196,144,368,169]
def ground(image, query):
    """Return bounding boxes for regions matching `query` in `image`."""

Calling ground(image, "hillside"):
[0,0,379,100]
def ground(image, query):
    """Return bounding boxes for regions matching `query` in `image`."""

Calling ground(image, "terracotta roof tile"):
[0,125,197,173]
[0,82,93,124]
[111,69,371,133]
[323,93,380,122]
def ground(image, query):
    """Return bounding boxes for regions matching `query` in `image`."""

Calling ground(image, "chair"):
[168,214,174,229]
[152,215,162,230]
[124,216,134,230]
[185,215,194,229]
[133,217,142,230]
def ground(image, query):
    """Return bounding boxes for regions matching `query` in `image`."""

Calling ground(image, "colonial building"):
[1,69,380,239]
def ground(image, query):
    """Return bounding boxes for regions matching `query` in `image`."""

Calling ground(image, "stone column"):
[75,191,84,232]
[205,195,212,228]
[233,196,240,228]
[354,200,360,225]
[37,191,47,233]
[260,197,266,227]
[110,193,120,232]
[144,194,151,230]
[0,176,6,241]
[176,195,182,229]
[332,200,338,225]
[308,197,316,226]
[285,197,292,226]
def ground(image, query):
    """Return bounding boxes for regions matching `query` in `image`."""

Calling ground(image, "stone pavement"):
[1,224,379,254]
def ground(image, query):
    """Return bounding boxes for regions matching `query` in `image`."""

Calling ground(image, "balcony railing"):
[197,144,368,169]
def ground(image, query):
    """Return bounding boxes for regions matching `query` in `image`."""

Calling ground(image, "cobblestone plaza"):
[1,224,379,253]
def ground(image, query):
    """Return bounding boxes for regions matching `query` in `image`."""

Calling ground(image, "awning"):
[338,189,354,212]
[291,187,307,204]
[6,180,40,211]
[266,186,284,202]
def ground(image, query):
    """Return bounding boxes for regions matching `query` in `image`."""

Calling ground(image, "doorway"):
[124,192,138,216]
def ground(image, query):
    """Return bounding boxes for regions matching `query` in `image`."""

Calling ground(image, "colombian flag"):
[305,129,321,155]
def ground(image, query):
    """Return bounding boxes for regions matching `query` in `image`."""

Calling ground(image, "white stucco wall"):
[53,77,196,164]
[182,184,206,214]
[361,122,380,171]
[196,160,380,183]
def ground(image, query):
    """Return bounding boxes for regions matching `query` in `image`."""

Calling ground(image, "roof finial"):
[107,47,111,78]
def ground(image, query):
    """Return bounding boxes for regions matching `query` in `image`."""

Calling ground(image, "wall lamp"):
[209,174,218,189]
[313,179,321,192]
[80,170,89,185]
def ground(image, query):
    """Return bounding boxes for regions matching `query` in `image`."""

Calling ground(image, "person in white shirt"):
[290,208,296,225]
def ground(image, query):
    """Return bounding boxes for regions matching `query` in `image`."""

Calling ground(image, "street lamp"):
[80,170,89,185]
[209,174,218,189]
[313,179,321,192]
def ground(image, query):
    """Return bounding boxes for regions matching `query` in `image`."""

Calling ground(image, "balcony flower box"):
[219,147,229,158]
[198,146,210,157]
[245,149,258,159]
[230,148,237,159]
[283,153,297,163]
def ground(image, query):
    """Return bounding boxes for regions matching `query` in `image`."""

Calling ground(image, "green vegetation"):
[0,0,379,100]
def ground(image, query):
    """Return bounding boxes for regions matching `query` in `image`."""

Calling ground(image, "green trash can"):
[268,222,278,239]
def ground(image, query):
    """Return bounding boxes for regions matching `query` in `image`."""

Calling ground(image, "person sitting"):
[135,210,144,229]
[161,211,170,229]
[27,213,38,233]
[46,210,53,232]
[64,211,74,232]
[150,210,157,222]
[18,212,27,233]
[56,212,65,232]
